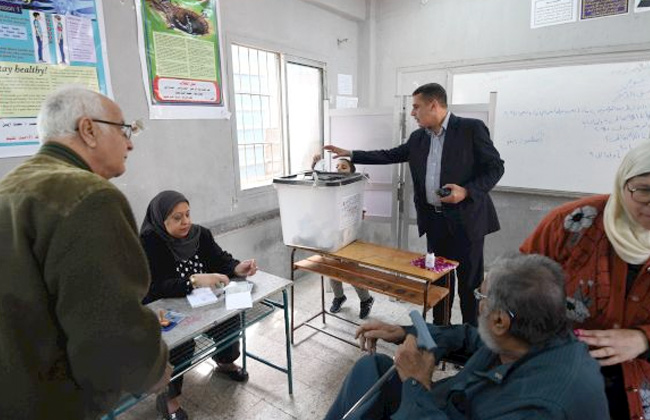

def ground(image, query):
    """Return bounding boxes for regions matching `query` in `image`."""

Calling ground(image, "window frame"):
[226,35,327,196]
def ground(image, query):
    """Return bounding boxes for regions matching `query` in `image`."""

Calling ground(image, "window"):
[232,45,283,189]
[232,44,324,190]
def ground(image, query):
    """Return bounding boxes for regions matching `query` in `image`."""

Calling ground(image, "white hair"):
[37,85,108,141]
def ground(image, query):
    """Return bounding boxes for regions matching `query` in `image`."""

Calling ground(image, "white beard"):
[477,312,501,354]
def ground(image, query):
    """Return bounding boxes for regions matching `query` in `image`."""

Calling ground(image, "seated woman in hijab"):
[141,190,258,420]
[521,141,650,420]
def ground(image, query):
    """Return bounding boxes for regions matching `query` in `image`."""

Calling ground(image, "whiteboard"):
[452,61,650,194]
[329,109,395,218]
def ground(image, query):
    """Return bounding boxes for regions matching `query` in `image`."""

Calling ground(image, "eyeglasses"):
[473,287,515,319]
[626,183,650,205]
[91,119,141,140]
[473,287,488,301]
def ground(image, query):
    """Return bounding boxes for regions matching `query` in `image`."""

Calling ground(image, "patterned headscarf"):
[140,190,201,262]
[603,142,650,264]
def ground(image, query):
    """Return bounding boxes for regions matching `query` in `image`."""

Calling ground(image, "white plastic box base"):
[274,178,366,252]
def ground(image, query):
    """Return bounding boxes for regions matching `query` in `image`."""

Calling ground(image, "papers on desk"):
[186,287,222,308]
[225,281,254,310]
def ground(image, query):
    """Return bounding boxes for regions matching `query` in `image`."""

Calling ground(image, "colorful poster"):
[135,0,229,119]
[0,0,111,158]
[580,0,629,19]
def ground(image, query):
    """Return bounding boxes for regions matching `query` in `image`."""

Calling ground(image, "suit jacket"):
[352,113,504,240]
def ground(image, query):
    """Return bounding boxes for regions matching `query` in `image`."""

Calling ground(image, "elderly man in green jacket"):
[0,86,171,419]
[325,254,609,420]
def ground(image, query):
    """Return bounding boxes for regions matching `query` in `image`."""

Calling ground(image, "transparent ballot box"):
[273,171,366,252]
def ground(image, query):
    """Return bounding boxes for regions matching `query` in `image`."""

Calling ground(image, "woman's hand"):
[355,321,406,353]
[576,328,650,366]
[191,273,229,288]
[234,259,258,277]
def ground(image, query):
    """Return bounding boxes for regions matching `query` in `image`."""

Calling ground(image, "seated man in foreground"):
[324,253,609,420]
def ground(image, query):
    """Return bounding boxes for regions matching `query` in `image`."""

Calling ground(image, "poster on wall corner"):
[0,0,111,158]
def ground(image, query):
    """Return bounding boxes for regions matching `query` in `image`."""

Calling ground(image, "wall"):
[374,0,650,107]
[0,0,363,277]
[366,0,650,261]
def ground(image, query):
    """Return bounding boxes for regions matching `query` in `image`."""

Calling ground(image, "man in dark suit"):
[325,83,504,326]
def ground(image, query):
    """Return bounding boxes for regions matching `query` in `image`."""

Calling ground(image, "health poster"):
[136,0,229,119]
[0,0,111,158]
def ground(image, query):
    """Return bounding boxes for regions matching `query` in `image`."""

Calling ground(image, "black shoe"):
[359,297,374,319]
[156,393,189,420]
[330,295,347,313]
[217,366,249,382]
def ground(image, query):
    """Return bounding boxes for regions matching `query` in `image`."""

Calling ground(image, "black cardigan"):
[141,225,239,304]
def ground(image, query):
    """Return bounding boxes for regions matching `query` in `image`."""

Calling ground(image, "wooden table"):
[290,240,457,346]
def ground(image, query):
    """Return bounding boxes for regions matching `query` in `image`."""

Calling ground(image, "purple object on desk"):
[411,256,458,273]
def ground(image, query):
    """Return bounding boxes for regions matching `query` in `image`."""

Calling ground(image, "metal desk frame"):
[103,274,292,419]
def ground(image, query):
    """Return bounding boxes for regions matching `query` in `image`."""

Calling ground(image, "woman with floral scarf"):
[521,141,650,419]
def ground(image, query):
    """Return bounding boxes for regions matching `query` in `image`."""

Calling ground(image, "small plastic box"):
[273,171,366,252]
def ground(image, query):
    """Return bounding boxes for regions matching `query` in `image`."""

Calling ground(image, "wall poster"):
[0,0,111,158]
[135,0,229,119]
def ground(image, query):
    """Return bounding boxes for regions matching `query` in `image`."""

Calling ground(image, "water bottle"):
[425,252,436,269]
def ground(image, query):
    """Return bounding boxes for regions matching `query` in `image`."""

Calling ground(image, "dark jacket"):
[353,114,504,239]
[141,225,239,304]
[396,324,609,419]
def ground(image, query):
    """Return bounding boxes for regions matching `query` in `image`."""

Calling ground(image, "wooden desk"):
[290,241,457,346]
[103,271,293,419]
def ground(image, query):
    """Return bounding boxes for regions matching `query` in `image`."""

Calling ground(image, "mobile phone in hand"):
[436,187,451,197]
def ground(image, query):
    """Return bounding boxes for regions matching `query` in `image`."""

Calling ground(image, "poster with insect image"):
[137,0,228,119]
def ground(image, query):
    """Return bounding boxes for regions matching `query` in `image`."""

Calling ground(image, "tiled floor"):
[118,273,462,420]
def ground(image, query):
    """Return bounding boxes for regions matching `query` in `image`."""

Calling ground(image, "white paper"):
[531,0,577,28]
[66,16,97,63]
[339,193,362,230]
[186,287,220,308]
[336,96,358,109]
[225,281,253,310]
[337,73,353,95]
[636,0,650,13]
[0,118,40,158]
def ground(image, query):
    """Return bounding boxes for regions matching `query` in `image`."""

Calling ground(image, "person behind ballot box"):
[312,153,375,319]
[324,253,609,420]
[0,86,171,418]
[521,141,650,420]
[141,190,258,420]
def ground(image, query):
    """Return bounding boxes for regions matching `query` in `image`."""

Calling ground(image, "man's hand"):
[356,321,406,353]
[323,145,351,159]
[394,335,436,390]
[576,328,650,366]
[440,183,467,204]
[234,259,258,277]
[150,362,173,393]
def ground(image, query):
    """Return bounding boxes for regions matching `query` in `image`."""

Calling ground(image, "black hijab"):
[141,190,201,261]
